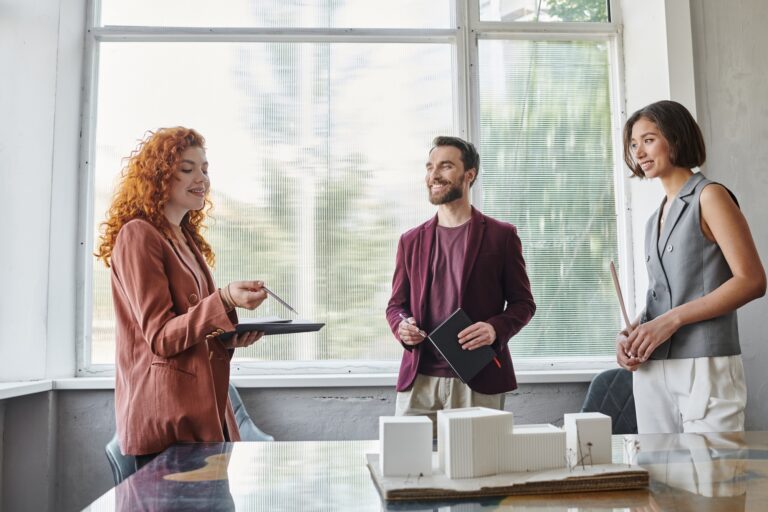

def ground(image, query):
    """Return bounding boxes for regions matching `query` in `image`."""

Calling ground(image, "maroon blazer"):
[111,219,241,456]
[386,207,536,394]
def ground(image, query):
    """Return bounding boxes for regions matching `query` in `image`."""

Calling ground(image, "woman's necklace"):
[170,224,187,246]
[660,198,673,225]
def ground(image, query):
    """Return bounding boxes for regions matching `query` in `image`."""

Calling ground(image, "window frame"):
[77,0,632,377]
[465,4,634,363]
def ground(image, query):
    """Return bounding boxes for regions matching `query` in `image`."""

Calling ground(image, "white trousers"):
[633,355,746,434]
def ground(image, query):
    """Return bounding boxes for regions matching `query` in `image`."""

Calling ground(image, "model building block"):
[503,423,566,472]
[563,412,612,465]
[379,416,433,477]
[437,407,514,479]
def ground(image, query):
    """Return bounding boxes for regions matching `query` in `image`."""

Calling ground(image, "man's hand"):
[398,317,426,346]
[458,321,496,350]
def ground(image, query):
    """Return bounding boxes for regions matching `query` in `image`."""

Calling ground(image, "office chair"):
[105,383,274,485]
[580,367,637,434]
[228,383,274,442]
[105,432,136,486]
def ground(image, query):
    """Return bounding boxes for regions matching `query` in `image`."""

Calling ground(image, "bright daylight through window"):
[87,0,620,370]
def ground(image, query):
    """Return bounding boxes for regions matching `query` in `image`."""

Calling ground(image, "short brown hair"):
[431,135,480,186]
[623,100,706,178]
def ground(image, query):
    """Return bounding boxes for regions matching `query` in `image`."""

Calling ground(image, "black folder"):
[218,318,324,341]
[427,308,496,383]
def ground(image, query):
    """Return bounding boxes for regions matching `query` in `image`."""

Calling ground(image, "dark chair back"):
[581,367,637,434]
[105,433,136,485]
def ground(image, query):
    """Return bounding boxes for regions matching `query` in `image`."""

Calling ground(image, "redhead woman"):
[617,101,766,434]
[96,127,266,468]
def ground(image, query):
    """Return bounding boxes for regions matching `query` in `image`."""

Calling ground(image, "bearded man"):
[385,135,536,429]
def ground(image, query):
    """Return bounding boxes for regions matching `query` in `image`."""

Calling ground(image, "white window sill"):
[2,368,605,398]
[0,380,54,400]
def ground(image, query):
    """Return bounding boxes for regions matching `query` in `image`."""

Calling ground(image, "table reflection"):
[83,432,768,512]
[115,444,236,511]
[627,431,768,512]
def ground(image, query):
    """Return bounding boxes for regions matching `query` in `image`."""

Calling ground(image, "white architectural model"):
[564,412,612,465]
[379,416,433,477]
[379,408,612,479]
[504,423,566,472]
[437,408,513,478]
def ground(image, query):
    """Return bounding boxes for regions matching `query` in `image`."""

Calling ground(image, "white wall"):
[618,0,698,315]
[690,0,768,429]
[0,0,84,381]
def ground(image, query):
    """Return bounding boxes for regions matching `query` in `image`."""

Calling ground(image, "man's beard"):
[429,181,463,205]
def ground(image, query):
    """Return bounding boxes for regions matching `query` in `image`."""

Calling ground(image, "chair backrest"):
[105,433,136,486]
[228,383,275,442]
[580,367,637,435]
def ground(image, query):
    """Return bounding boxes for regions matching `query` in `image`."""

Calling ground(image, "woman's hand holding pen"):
[226,280,268,310]
[219,281,268,349]
[398,314,426,346]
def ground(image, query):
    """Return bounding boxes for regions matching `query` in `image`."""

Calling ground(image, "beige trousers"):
[395,374,505,434]
[633,355,746,434]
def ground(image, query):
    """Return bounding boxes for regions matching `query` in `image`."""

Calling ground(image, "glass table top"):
[84,431,768,511]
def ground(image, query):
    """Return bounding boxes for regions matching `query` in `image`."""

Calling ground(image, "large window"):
[84,0,624,372]
[479,38,619,360]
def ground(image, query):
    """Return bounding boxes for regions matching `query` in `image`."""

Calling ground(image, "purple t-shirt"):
[418,222,469,378]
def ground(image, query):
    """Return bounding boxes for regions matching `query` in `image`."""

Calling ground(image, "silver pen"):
[398,313,427,337]
[262,285,299,315]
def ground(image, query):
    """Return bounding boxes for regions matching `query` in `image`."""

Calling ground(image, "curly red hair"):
[95,127,215,268]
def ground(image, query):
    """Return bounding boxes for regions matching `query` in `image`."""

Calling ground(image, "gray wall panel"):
[0,401,5,511]
[1,393,55,512]
[55,391,116,512]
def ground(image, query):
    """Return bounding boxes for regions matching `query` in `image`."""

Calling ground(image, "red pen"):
[493,356,501,368]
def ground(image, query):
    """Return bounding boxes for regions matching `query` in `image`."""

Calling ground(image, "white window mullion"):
[76,1,103,376]
[606,8,636,321]
[464,0,483,210]
[91,26,459,44]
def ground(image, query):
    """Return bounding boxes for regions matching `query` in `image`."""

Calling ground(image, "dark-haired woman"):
[617,101,765,433]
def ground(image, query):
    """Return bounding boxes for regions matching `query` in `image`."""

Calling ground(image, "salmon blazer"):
[386,207,536,395]
[111,219,241,456]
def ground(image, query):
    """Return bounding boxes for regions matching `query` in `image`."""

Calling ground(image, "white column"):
[618,0,698,314]
[0,0,84,380]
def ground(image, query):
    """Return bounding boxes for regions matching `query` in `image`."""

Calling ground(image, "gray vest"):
[642,172,740,359]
